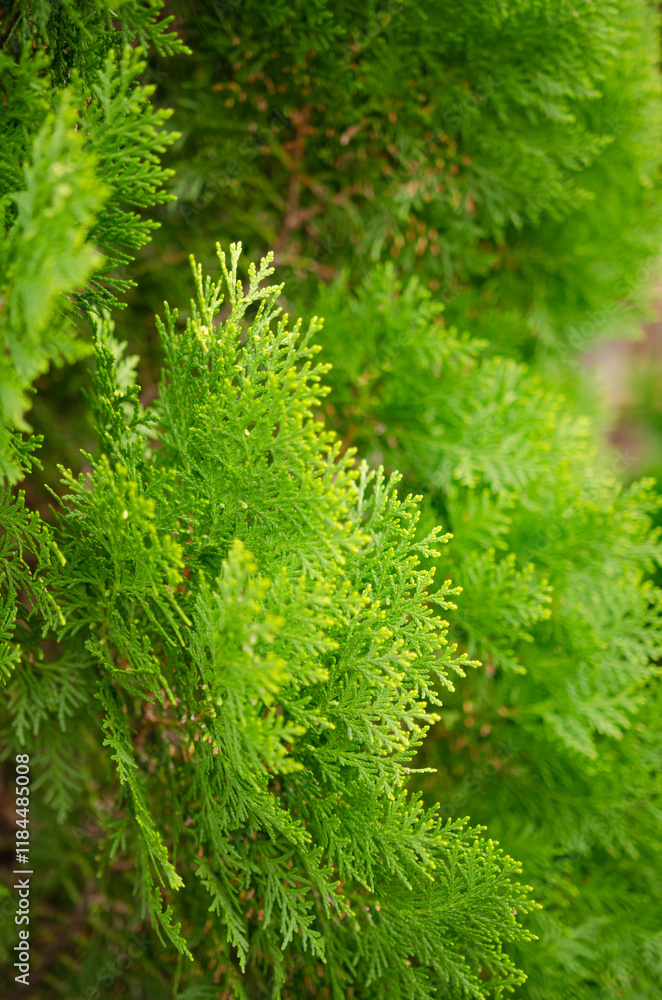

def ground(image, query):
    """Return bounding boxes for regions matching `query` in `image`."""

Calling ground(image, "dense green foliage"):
[0,0,186,481]
[311,265,662,997]
[1,247,535,997]
[2,2,662,999]
[138,0,662,362]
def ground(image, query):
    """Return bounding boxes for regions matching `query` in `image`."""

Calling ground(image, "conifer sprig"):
[1,243,534,997]
[0,3,183,480]
[311,259,662,997]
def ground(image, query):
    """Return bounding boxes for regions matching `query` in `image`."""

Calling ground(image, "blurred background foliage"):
[16,0,662,499]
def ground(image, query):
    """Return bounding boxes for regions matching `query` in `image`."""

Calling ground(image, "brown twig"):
[272,104,311,256]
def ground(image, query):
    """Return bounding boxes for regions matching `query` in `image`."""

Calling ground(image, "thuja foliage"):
[309,264,662,998]
[2,3,662,999]
[0,0,187,482]
[137,0,662,363]
[0,246,535,997]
